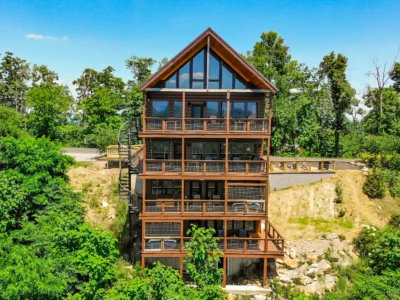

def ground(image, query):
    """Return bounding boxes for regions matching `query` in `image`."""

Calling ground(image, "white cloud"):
[26,34,69,41]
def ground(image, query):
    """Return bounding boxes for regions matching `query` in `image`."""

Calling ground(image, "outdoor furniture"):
[239,229,248,237]
[212,195,220,200]
[163,239,179,249]
[193,194,201,200]
[147,239,162,250]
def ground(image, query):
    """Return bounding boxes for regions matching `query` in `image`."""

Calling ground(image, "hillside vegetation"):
[270,170,400,240]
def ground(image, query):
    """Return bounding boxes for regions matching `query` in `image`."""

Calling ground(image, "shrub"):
[335,181,343,203]
[388,215,400,228]
[363,167,386,199]
[338,234,346,241]
[338,209,346,218]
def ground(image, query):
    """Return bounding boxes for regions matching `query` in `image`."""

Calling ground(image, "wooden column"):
[181,179,184,215]
[141,255,145,270]
[224,219,227,252]
[223,256,227,287]
[225,137,229,175]
[226,91,230,133]
[182,92,186,132]
[182,137,185,175]
[262,257,268,287]
[224,180,228,215]
[143,138,147,173]
[143,179,146,215]
[180,257,183,277]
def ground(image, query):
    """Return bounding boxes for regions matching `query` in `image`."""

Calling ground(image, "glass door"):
[192,105,203,130]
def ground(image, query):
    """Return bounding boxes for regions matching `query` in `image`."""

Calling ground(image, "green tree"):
[319,52,354,157]
[26,84,73,140]
[363,166,386,199]
[390,62,400,92]
[184,225,224,291]
[0,106,28,138]
[125,56,156,86]
[0,51,31,113]
[31,64,59,86]
[363,87,400,136]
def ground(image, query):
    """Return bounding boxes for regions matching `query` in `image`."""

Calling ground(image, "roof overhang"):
[139,28,278,93]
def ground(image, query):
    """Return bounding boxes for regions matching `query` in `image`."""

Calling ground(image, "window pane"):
[208,81,219,89]
[247,102,257,117]
[231,102,245,118]
[209,53,220,80]
[179,62,190,88]
[235,76,245,89]
[174,101,182,117]
[206,101,219,117]
[166,73,177,88]
[205,143,218,160]
[192,81,204,89]
[221,102,227,117]
[222,65,233,89]
[193,50,204,80]
[152,100,169,117]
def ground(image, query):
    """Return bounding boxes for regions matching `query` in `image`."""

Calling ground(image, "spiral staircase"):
[118,117,142,262]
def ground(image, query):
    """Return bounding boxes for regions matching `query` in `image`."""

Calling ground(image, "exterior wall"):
[269,173,334,191]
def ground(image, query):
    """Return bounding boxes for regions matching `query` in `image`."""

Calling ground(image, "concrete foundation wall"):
[270,172,334,191]
[228,258,258,276]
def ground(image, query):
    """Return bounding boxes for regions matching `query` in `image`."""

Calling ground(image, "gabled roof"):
[139,27,278,93]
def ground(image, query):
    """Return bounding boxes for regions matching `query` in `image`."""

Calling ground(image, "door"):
[192,105,203,130]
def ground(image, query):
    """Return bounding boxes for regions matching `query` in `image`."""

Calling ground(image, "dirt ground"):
[269,170,400,240]
[68,161,120,232]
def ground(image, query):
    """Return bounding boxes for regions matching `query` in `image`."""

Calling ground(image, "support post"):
[223,256,227,287]
[182,92,186,132]
[263,257,267,287]
[180,256,183,277]
[226,91,230,133]
[141,255,145,270]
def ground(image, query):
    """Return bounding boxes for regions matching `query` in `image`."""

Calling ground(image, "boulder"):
[318,259,332,274]
[279,275,292,283]
[299,276,313,286]
[325,274,338,291]
[284,258,300,269]
[289,248,297,259]
[306,267,318,278]
[309,255,318,263]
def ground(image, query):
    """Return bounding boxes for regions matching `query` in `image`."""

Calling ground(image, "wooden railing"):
[144,159,267,175]
[266,221,285,254]
[142,222,284,255]
[142,117,269,134]
[143,199,265,215]
[269,160,336,173]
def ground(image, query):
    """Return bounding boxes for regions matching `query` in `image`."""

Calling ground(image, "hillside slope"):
[269,170,400,240]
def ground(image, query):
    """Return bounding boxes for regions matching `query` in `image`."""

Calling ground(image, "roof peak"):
[139,28,278,92]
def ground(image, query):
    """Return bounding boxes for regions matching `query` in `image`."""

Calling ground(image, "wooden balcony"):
[141,117,269,137]
[142,221,284,257]
[143,199,266,216]
[144,159,267,177]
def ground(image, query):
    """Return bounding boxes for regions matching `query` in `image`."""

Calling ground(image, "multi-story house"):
[132,28,284,286]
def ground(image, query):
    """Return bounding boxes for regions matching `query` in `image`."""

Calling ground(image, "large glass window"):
[231,102,245,118]
[152,100,169,117]
[150,180,181,198]
[206,101,219,117]
[205,143,219,160]
[192,49,205,80]
[235,77,246,89]
[166,73,177,88]
[149,141,169,159]
[209,52,220,80]
[179,61,190,88]
[173,101,182,117]
[247,102,257,117]
[191,142,203,160]
[221,102,227,117]
[164,48,247,89]
[222,65,233,89]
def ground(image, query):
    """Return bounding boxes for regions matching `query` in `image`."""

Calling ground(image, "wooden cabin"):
[138,27,284,286]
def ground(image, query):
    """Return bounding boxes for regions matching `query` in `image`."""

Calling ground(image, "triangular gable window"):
[165,48,246,89]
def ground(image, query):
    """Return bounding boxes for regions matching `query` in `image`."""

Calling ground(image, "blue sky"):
[1,0,399,96]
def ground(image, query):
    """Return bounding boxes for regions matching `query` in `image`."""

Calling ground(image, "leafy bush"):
[335,181,343,203]
[363,167,386,199]
[388,215,400,228]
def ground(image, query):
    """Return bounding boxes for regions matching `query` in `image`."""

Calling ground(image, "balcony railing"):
[269,160,337,173]
[143,199,265,215]
[144,159,267,175]
[142,117,269,134]
[142,226,284,255]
